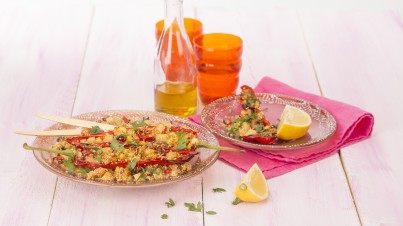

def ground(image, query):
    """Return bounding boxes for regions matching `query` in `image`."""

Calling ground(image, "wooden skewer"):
[34,113,115,131]
[16,114,245,153]
[15,113,115,136]
[15,129,82,136]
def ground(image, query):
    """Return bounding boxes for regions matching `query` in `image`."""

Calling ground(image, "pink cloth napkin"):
[190,77,374,179]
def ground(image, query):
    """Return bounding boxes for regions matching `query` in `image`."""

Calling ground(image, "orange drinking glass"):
[155,18,203,45]
[193,33,243,105]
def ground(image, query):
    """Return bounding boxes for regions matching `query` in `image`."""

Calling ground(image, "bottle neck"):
[164,0,184,29]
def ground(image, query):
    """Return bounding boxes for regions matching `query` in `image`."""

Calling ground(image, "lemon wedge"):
[276,105,312,141]
[233,163,269,202]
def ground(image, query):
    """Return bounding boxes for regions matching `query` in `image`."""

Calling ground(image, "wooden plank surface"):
[0,4,92,225]
[47,4,205,226]
[46,4,359,225]
[2,2,402,226]
[299,9,403,225]
[198,7,360,226]
[71,4,160,113]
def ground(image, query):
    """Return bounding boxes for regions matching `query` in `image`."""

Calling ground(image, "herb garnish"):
[254,124,264,133]
[232,197,242,205]
[195,163,206,171]
[63,158,76,171]
[229,124,240,139]
[131,120,148,128]
[138,168,147,179]
[212,188,226,193]
[95,147,103,163]
[161,214,168,219]
[126,158,139,170]
[125,141,138,148]
[175,132,188,150]
[206,211,217,215]
[146,166,157,175]
[184,201,203,212]
[110,139,125,152]
[90,126,104,134]
[165,198,175,208]
[79,167,91,175]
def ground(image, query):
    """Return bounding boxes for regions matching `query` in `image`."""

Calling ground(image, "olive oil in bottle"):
[154,0,198,117]
[154,82,197,117]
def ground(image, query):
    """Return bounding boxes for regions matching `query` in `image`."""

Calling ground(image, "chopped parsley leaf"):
[63,158,76,171]
[90,126,104,134]
[95,147,103,163]
[212,188,226,193]
[232,197,242,205]
[110,139,125,152]
[175,132,188,150]
[254,124,264,133]
[126,158,139,170]
[195,163,206,171]
[79,167,91,175]
[161,214,168,219]
[146,166,157,174]
[125,141,138,147]
[206,211,217,215]
[229,124,240,139]
[165,198,175,208]
[184,201,202,212]
[131,120,148,128]
[235,117,246,124]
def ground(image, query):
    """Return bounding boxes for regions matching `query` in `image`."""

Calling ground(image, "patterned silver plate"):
[201,93,337,151]
[32,110,220,188]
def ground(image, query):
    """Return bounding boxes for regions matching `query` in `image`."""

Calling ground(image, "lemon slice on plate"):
[233,163,269,202]
[276,105,312,141]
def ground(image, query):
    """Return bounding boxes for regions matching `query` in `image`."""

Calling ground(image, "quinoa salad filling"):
[32,116,203,183]
[223,85,278,145]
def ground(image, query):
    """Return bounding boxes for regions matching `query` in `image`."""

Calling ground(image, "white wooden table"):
[1,2,403,225]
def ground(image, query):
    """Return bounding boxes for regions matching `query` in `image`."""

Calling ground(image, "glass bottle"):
[154,0,198,118]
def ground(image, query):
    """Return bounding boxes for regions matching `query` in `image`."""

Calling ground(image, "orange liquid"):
[197,66,240,105]
[193,33,243,105]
